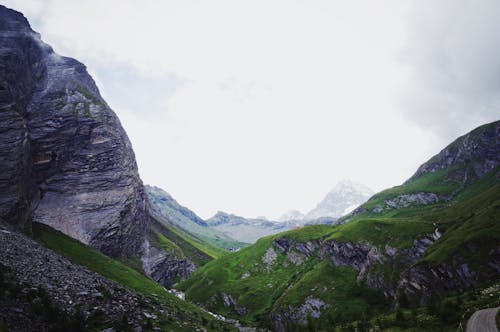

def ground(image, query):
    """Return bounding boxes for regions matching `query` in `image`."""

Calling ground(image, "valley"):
[0,3,498,332]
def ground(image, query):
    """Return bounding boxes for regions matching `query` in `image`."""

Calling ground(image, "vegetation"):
[32,223,233,331]
[146,186,248,251]
[150,217,221,266]
[179,158,499,330]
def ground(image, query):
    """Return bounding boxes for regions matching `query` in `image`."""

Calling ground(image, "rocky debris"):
[0,229,170,331]
[385,192,439,209]
[286,251,305,266]
[270,297,329,332]
[0,5,148,258]
[141,238,195,288]
[221,293,247,315]
[262,247,278,272]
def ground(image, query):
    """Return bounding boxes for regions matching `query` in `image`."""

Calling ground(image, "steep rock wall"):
[0,5,148,257]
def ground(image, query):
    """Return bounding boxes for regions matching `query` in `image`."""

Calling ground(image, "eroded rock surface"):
[141,239,196,288]
[0,5,148,257]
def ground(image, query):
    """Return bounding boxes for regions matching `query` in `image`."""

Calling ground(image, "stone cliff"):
[0,5,203,288]
[0,5,148,257]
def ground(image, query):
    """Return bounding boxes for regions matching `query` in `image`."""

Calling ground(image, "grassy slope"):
[178,227,391,328]
[147,188,247,251]
[32,223,233,332]
[179,166,500,330]
[150,216,226,265]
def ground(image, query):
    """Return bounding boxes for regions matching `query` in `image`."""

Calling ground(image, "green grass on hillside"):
[32,223,233,331]
[151,216,227,261]
[179,165,499,330]
[359,168,461,212]
[326,218,434,249]
[422,183,500,267]
[153,232,185,258]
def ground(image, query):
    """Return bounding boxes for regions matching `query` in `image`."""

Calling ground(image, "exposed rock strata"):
[408,121,500,183]
[141,238,196,288]
[266,230,498,328]
[0,5,148,258]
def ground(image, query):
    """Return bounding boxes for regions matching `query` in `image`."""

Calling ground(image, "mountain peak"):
[278,210,305,222]
[305,180,374,220]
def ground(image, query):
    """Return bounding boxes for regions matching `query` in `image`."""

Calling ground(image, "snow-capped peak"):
[305,180,374,220]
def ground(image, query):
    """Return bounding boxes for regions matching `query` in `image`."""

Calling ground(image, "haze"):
[5,0,500,219]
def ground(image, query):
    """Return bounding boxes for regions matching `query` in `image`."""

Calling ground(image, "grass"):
[326,217,434,249]
[421,183,500,267]
[178,163,500,330]
[153,232,185,258]
[358,168,461,213]
[32,223,233,331]
[147,187,248,252]
[150,217,215,266]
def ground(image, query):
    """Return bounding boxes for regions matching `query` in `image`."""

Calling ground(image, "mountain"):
[209,181,373,243]
[206,212,301,243]
[0,5,148,257]
[305,180,374,219]
[0,6,232,330]
[278,210,305,222]
[178,120,500,331]
[146,185,247,251]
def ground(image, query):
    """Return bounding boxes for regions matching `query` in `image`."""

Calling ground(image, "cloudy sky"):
[4,0,499,219]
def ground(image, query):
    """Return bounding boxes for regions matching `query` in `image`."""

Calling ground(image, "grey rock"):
[385,192,439,209]
[270,297,329,332]
[262,247,278,272]
[407,121,500,185]
[141,239,195,288]
[0,5,148,258]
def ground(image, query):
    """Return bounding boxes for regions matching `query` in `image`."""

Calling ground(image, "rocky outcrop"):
[141,239,196,288]
[221,293,247,315]
[398,243,500,301]
[271,297,329,332]
[407,120,500,183]
[385,192,439,209]
[0,5,148,257]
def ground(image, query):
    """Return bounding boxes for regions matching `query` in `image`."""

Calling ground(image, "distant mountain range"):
[305,180,374,219]
[205,212,299,243]
[179,120,500,331]
[146,185,248,250]
[146,180,374,244]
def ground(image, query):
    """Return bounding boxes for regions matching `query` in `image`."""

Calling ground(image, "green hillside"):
[149,216,225,266]
[178,121,500,331]
[32,223,233,331]
[147,186,248,251]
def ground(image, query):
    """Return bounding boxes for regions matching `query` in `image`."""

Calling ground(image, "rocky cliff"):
[0,5,148,257]
[178,120,500,331]
[407,120,500,184]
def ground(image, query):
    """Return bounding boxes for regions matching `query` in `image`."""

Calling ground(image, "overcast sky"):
[5,0,499,219]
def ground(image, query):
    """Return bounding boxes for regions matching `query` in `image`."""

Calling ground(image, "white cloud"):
[4,0,492,219]
[398,0,500,138]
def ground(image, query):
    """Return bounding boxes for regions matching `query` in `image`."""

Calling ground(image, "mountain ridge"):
[178,120,500,331]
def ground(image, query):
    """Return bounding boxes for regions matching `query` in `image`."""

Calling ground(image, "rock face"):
[305,180,374,220]
[147,185,207,227]
[141,239,196,287]
[407,120,500,183]
[0,5,148,257]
